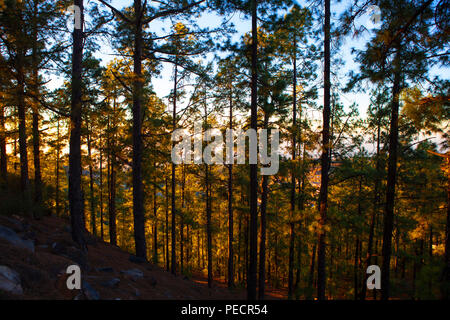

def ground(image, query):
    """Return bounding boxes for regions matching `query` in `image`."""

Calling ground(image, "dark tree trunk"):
[228,91,234,288]
[308,242,317,298]
[109,145,117,246]
[171,61,178,275]
[87,128,96,236]
[381,49,402,300]
[17,48,32,217]
[153,183,158,264]
[69,0,86,250]
[442,157,450,299]
[361,108,382,300]
[55,120,60,216]
[317,0,331,300]
[258,174,268,299]
[288,35,298,301]
[0,105,7,182]
[99,135,104,240]
[31,1,42,217]
[180,164,185,273]
[205,162,213,288]
[247,0,258,301]
[258,112,269,300]
[132,0,147,260]
[165,176,170,271]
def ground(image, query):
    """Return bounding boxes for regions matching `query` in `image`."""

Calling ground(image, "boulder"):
[129,255,147,264]
[0,265,23,295]
[101,278,120,288]
[120,268,144,281]
[82,281,100,300]
[0,224,35,253]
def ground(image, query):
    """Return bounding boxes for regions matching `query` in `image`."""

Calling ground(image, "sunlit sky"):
[47,0,447,152]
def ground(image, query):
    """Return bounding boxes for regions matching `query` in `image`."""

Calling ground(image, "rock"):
[101,278,120,288]
[0,224,35,253]
[64,246,88,271]
[73,293,83,300]
[82,281,100,300]
[134,288,141,297]
[51,242,67,255]
[120,268,144,281]
[97,267,114,273]
[15,264,45,289]
[3,217,25,233]
[0,265,23,295]
[164,291,173,299]
[129,255,147,264]
[22,231,37,241]
[149,276,157,286]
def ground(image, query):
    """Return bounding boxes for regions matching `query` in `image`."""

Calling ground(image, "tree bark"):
[381,48,402,300]
[247,0,258,301]
[69,0,86,250]
[165,176,170,271]
[258,111,270,299]
[228,91,234,288]
[132,0,147,260]
[87,127,96,236]
[108,119,117,246]
[0,105,7,182]
[288,36,298,300]
[361,105,382,300]
[153,183,158,264]
[171,60,178,275]
[55,120,60,216]
[317,0,331,300]
[99,134,104,240]
[31,0,42,217]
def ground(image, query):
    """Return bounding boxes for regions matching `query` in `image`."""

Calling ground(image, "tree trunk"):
[87,127,96,236]
[165,176,170,271]
[442,157,450,299]
[132,0,147,260]
[109,140,117,246]
[205,162,213,288]
[308,242,317,299]
[361,107,382,300]
[381,48,402,300]
[258,174,268,299]
[180,164,185,273]
[171,60,178,274]
[247,0,258,301]
[31,0,42,217]
[99,134,104,240]
[288,35,298,301]
[0,104,7,182]
[228,91,234,288]
[153,183,158,264]
[69,0,86,250]
[55,120,60,216]
[317,0,331,300]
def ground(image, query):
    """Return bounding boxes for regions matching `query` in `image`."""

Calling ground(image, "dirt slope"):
[0,214,285,300]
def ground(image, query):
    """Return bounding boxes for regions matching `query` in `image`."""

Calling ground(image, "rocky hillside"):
[0,214,284,300]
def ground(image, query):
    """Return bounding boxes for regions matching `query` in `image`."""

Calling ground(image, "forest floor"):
[0,214,286,300]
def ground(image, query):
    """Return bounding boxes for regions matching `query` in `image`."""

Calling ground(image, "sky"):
[49,0,448,152]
